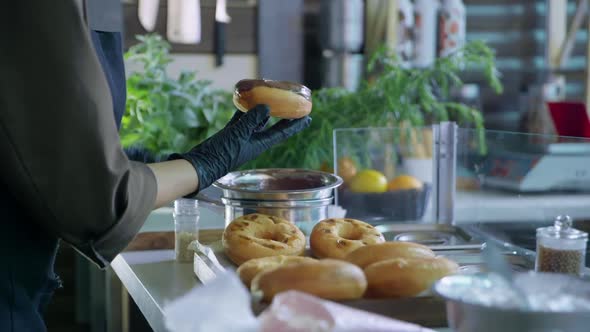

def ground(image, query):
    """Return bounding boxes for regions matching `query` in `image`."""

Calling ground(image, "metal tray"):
[375,223,485,251]
[191,230,536,327]
[193,241,534,282]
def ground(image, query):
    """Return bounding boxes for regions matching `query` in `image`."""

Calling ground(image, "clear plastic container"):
[536,215,588,276]
[173,199,200,263]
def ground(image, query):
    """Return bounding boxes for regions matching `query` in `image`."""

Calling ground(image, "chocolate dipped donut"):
[233,79,312,119]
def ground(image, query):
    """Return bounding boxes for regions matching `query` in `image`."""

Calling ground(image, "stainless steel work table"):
[110,249,453,332]
[108,206,455,332]
[108,205,222,332]
[111,250,195,332]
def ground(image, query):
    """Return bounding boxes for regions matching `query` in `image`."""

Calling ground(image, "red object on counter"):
[546,101,590,138]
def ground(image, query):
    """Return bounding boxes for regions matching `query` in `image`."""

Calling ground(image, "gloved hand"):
[168,104,311,192]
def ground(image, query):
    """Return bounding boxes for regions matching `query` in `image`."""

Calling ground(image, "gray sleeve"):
[0,1,157,268]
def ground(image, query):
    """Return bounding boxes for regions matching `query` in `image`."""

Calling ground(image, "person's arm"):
[0,1,310,268]
[148,104,312,208]
[123,148,198,208]
[147,160,199,208]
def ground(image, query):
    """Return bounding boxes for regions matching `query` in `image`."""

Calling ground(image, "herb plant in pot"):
[364,41,501,187]
[245,40,501,170]
[339,41,502,222]
[120,34,235,158]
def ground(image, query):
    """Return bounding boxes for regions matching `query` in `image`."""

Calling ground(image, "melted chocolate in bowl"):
[214,169,343,198]
[257,178,323,191]
[224,174,328,192]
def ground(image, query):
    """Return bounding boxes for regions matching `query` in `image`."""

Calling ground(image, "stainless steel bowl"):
[213,168,342,200]
[210,169,343,234]
[433,272,590,332]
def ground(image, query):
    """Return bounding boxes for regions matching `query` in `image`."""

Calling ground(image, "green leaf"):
[181,108,200,128]
[121,33,502,170]
[202,107,215,124]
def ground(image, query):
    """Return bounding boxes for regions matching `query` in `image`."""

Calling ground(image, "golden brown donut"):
[236,255,317,288]
[233,79,312,119]
[364,256,459,298]
[345,241,436,269]
[310,218,385,259]
[222,213,306,266]
[251,259,367,302]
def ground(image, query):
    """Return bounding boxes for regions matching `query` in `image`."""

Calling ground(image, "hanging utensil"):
[214,0,231,66]
[167,0,201,44]
[138,0,160,32]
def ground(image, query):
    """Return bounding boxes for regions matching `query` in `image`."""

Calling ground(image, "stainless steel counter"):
[108,206,222,332]
[110,248,454,332]
[110,250,196,332]
[109,205,456,331]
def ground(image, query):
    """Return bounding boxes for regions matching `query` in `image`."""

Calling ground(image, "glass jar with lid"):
[536,215,588,276]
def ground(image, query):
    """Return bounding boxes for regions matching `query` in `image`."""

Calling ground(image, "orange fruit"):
[319,161,333,173]
[338,157,358,183]
[387,175,423,191]
[349,170,388,193]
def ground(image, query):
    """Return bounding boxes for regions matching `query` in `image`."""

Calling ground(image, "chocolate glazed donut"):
[233,79,312,119]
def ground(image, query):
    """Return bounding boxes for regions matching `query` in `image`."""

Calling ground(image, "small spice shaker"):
[173,199,200,263]
[536,215,587,276]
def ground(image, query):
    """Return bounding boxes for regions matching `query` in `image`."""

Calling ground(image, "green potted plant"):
[119,34,502,222]
[120,34,235,157]
[120,35,502,179]
[245,40,503,173]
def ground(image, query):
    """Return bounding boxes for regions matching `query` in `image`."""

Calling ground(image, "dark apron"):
[0,1,126,330]
[90,30,127,129]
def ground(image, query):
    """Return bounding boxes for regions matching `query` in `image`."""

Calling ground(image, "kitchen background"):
[123,0,589,131]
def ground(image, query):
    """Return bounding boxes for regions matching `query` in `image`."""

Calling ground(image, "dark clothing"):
[90,31,127,129]
[0,1,157,331]
[1,192,61,332]
[85,0,124,32]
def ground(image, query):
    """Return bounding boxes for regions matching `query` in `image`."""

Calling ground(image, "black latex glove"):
[168,104,311,193]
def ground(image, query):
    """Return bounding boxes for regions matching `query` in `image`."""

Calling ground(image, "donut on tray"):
[237,255,317,288]
[310,218,385,259]
[222,213,306,265]
[251,259,367,302]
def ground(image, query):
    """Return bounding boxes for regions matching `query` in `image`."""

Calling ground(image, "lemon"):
[387,174,423,191]
[349,169,388,193]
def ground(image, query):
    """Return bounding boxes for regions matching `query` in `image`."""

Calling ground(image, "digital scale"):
[480,142,590,193]
[480,101,590,193]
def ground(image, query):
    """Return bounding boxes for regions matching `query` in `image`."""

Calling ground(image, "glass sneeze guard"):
[333,124,590,228]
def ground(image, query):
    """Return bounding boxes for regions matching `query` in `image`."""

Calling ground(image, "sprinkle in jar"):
[535,215,588,276]
[173,199,200,263]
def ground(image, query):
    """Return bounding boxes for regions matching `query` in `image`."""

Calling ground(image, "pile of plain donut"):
[222,213,459,302]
